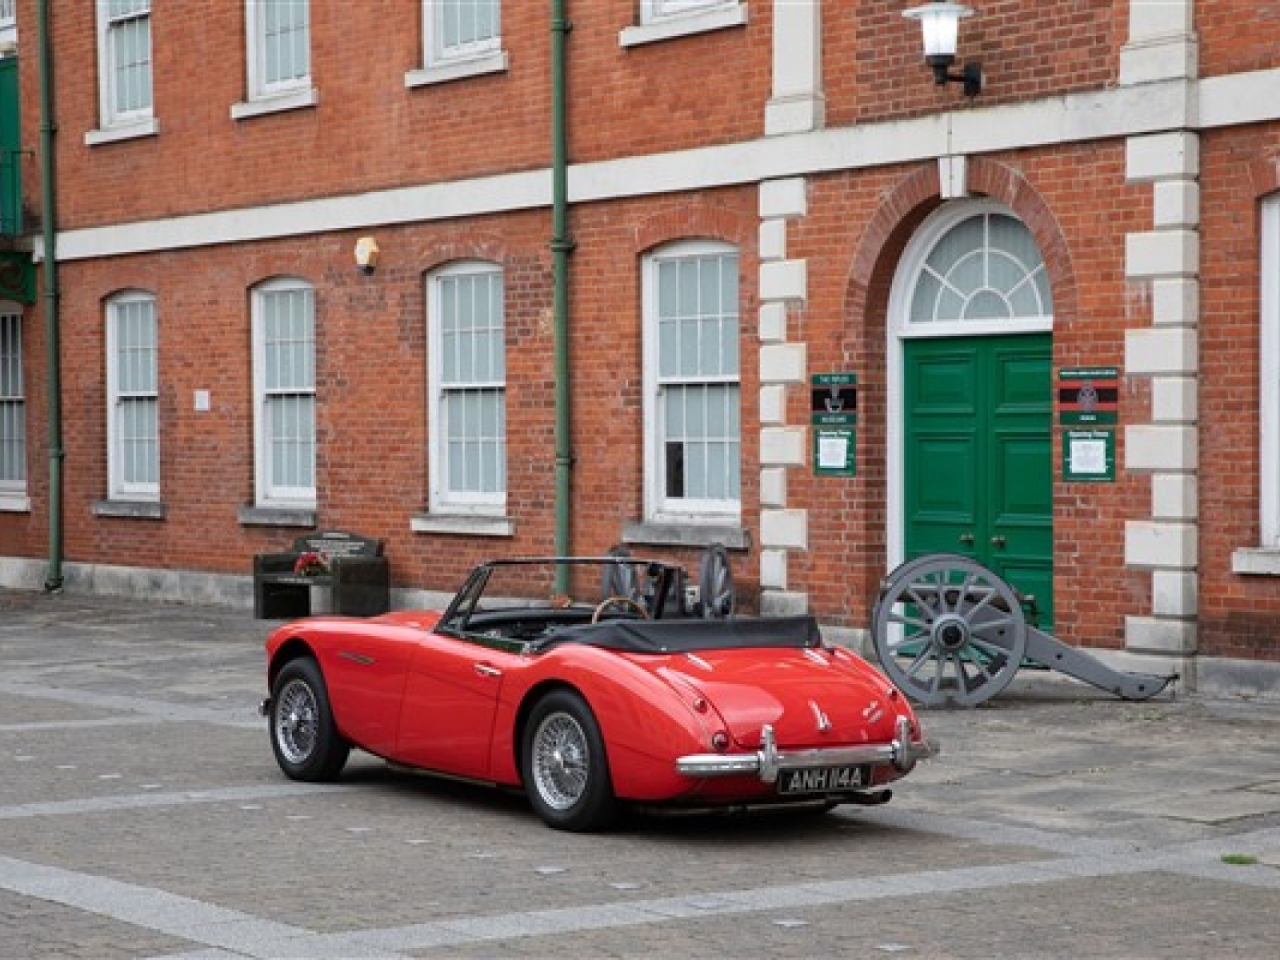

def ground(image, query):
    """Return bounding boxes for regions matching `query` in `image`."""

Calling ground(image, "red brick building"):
[2,2,1279,696]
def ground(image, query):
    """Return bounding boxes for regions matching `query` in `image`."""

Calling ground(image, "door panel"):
[396,635,511,779]
[904,335,1053,629]
[909,433,978,556]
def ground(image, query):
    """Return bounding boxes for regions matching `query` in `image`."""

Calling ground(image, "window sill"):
[0,492,31,513]
[1231,547,1280,576]
[622,520,749,550]
[231,87,319,121]
[238,505,318,528]
[620,3,747,48]
[92,499,165,520]
[405,50,509,88]
[84,118,160,146]
[411,513,515,538]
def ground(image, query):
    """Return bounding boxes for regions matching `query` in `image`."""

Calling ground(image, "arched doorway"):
[887,200,1055,628]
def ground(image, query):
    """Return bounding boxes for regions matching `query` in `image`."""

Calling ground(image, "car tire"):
[269,657,350,782]
[522,689,617,832]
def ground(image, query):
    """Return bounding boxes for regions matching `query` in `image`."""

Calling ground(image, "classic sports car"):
[261,554,938,831]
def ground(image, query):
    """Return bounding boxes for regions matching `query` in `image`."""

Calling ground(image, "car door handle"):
[474,663,502,678]
[958,533,974,545]
[991,536,1006,548]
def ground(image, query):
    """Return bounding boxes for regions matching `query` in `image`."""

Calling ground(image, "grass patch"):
[1221,853,1259,866]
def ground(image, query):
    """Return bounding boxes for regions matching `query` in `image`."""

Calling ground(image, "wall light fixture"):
[903,2,982,98]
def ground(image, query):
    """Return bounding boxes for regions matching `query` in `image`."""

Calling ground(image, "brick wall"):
[1197,124,1280,659]
[1198,0,1280,77]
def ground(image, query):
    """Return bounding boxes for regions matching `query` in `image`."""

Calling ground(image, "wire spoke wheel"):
[530,712,591,811]
[274,678,320,765]
[268,658,350,781]
[521,690,616,831]
[872,554,1028,707]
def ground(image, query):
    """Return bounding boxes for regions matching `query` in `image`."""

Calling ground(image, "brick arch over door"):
[846,159,1078,340]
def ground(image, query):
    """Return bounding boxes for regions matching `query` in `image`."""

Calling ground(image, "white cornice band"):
[46,68,1280,263]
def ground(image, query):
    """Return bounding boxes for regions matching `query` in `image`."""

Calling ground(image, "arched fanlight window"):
[909,212,1052,324]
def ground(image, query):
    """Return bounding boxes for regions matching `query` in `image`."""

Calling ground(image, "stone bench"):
[252,531,390,619]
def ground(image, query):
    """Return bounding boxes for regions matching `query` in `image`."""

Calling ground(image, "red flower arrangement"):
[293,551,331,577]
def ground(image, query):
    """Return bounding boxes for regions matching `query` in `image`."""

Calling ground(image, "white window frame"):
[427,261,507,515]
[645,0,727,19]
[0,301,26,510]
[642,241,741,524]
[252,278,317,509]
[622,0,746,47]
[0,0,17,50]
[408,0,507,87]
[105,291,160,501]
[90,0,156,141]
[236,0,317,118]
[1261,194,1280,548]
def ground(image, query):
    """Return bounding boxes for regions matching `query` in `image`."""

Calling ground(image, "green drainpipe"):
[37,0,63,591]
[551,1,574,578]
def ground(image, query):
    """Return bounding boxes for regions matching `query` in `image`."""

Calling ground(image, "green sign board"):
[1059,366,1119,425]
[812,373,856,476]
[1063,428,1115,483]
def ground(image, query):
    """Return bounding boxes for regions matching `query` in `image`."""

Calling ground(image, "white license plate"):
[777,765,867,795]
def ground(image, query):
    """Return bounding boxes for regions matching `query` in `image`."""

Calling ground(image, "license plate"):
[777,765,867,795]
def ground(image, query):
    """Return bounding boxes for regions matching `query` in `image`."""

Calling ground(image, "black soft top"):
[534,615,823,654]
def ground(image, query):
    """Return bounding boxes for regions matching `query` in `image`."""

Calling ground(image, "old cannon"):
[871,553,1178,707]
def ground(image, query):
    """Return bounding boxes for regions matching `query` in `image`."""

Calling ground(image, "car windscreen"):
[440,558,679,633]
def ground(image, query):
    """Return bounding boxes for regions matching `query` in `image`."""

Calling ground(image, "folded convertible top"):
[535,614,823,654]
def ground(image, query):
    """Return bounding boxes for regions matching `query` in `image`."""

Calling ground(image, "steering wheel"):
[591,596,651,623]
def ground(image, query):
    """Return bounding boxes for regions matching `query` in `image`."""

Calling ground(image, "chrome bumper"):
[676,716,939,782]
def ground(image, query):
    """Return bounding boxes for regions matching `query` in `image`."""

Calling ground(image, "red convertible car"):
[261,555,938,831]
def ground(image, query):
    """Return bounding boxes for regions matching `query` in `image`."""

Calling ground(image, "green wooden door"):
[903,335,1054,629]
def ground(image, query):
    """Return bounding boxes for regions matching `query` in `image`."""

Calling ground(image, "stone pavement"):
[2,587,1280,959]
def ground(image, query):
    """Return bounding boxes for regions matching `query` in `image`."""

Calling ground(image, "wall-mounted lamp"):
[354,236,380,274]
[903,2,982,98]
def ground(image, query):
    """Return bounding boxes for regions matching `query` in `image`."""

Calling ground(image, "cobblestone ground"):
[2,588,1279,958]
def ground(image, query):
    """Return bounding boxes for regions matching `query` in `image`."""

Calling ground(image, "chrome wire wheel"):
[267,657,349,782]
[530,712,590,811]
[274,677,319,766]
[522,689,616,831]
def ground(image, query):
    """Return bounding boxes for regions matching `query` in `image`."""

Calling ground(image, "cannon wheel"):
[698,543,735,619]
[872,554,1028,707]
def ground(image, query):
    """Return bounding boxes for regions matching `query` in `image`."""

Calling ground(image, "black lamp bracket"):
[927,57,982,97]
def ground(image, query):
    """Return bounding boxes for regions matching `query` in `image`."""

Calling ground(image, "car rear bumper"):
[676,715,938,781]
